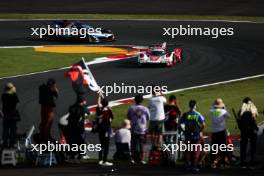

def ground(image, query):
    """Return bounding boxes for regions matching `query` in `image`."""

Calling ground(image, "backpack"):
[68,104,84,129]
[239,111,258,131]
[38,84,47,104]
[91,118,99,133]
[184,114,201,134]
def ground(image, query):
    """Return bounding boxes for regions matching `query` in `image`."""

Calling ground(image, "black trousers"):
[99,131,110,162]
[211,130,227,164]
[114,143,130,160]
[240,130,257,165]
[2,119,17,147]
[66,123,85,159]
[131,133,145,162]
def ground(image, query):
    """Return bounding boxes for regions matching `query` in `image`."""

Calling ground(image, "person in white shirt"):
[208,98,230,167]
[114,119,131,160]
[148,87,167,147]
[115,119,131,145]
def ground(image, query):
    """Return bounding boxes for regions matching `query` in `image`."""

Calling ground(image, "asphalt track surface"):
[1,162,264,176]
[1,0,264,16]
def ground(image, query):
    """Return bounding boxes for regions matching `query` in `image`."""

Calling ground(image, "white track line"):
[0,66,70,80]
[0,45,43,49]
[0,55,135,80]
[0,59,110,80]
[89,74,264,111]
[0,44,137,49]
[166,74,264,94]
[0,57,106,80]
[0,45,139,80]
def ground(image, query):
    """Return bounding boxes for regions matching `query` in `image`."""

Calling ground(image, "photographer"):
[39,78,58,143]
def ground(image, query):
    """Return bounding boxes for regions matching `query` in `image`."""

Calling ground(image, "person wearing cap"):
[96,93,114,166]
[113,119,131,160]
[38,78,58,142]
[164,95,181,131]
[164,95,181,143]
[1,82,20,148]
[127,95,150,164]
[179,100,205,173]
[238,97,259,168]
[208,98,230,168]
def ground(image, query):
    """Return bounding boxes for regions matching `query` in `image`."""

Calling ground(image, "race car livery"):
[42,20,115,43]
[137,42,182,67]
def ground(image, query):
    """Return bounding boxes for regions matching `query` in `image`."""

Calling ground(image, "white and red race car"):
[137,42,182,67]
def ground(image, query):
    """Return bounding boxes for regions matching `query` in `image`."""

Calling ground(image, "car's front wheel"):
[173,56,176,65]
[87,35,93,43]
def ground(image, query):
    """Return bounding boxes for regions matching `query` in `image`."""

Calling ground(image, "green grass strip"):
[0,48,107,78]
[111,77,264,135]
[0,13,264,22]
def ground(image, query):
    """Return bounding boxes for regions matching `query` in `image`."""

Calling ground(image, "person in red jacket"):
[164,95,181,144]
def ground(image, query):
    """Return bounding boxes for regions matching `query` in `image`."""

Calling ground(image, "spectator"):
[58,113,69,162]
[58,114,68,145]
[1,83,20,148]
[62,20,71,27]
[38,78,58,142]
[148,87,166,147]
[0,110,3,119]
[66,102,88,163]
[114,119,131,161]
[198,132,209,168]
[127,95,150,164]
[96,93,113,166]
[164,95,181,143]
[180,100,205,173]
[208,98,230,168]
[238,97,259,168]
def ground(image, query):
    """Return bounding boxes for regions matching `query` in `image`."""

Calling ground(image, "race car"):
[42,20,115,43]
[137,42,182,67]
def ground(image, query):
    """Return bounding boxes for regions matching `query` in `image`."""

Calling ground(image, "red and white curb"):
[87,48,140,65]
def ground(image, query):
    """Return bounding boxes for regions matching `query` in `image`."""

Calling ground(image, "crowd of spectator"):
[0,82,262,173]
